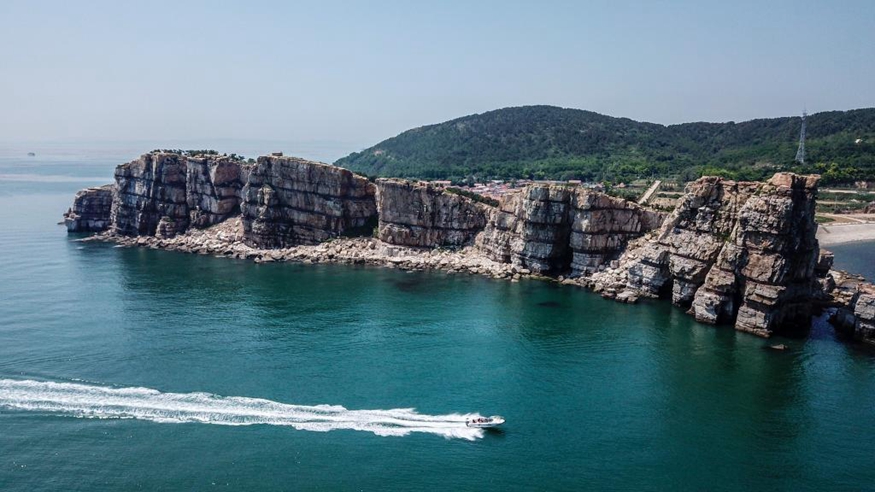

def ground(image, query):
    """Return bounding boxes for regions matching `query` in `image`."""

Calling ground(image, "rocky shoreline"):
[81,217,555,284]
[66,150,875,345]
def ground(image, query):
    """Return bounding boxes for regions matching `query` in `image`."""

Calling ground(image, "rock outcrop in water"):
[66,152,875,344]
[589,173,821,337]
[240,156,377,248]
[476,185,663,274]
[835,284,875,345]
[63,184,114,232]
[375,179,489,248]
[691,173,820,336]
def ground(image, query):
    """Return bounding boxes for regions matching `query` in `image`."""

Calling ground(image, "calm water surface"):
[1,148,874,491]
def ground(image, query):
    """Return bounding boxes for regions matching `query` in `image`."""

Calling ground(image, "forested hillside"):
[335,106,875,184]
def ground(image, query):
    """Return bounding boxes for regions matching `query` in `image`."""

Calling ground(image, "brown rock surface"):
[831,283,875,345]
[110,152,249,237]
[692,173,820,336]
[240,156,377,247]
[186,155,251,228]
[63,184,114,232]
[375,179,489,248]
[476,185,574,274]
[569,191,664,275]
[594,173,822,337]
[111,152,190,236]
[476,185,663,274]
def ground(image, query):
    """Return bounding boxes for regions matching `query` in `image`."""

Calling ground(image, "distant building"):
[431,180,452,187]
[271,152,283,157]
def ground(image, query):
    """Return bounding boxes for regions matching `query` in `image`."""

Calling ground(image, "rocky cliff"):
[590,173,821,337]
[375,179,489,248]
[186,155,251,229]
[833,283,875,345]
[63,184,114,232]
[110,152,250,237]
[570,192,664,275]
[111,152,190,236]
[67,154,875,344]
[476,185,663,274]
[240,156,377,248]
[691,173,820,336]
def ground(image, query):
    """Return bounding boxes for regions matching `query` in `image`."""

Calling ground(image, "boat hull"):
[465,416,505,428]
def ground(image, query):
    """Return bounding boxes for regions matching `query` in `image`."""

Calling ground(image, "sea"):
[1,143,874,491]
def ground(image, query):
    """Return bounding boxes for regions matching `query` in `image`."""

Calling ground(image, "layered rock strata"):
[623,177,759,304]
[375,179,489,248]
[591,173,821,337]
[68,155,875,343]
[832,283,875,345]
[186,155,251,228]
[570,192,664,275]
[476,185,663,274]
[111,152,190,236]
[63,184,114,232]
[240,156,377,248]
[690,174,820,336]
[476,185,574,274]
[110,152,250,237]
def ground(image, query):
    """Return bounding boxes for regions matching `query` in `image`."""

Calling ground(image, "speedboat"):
[466,416,505,428]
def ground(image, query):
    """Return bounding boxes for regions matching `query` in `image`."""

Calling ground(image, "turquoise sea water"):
[1,148,875,491]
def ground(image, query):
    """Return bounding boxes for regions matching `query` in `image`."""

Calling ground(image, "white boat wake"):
[0,379,485,440]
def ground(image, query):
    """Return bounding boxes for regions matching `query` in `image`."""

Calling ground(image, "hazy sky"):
[1,0,873,150]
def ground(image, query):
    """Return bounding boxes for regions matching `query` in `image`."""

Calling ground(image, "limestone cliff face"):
[64,184,114,232]
[837,284,875,345]
[624,177,759,304]
[111,152,190,236]
[375,179,489,248]
[595,173,821,337]
[241,156,377,248]
[691,173,820,336]
[570,192,664,275]
[186,156,251,228]
[110,152,249,237]
[66,156,875,342]
[476,185,574,273]
[824,271,875,345]
[476,185,663,274]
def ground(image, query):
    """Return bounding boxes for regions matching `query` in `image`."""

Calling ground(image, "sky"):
[1,0,873,157]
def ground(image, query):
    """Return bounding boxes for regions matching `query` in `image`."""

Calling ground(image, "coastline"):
[81,217,564,286]
[817,222,875,247]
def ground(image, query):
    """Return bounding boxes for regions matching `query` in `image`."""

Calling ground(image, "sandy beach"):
[817,221,875,246]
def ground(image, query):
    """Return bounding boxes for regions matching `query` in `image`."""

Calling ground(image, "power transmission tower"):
[795,111,807,164]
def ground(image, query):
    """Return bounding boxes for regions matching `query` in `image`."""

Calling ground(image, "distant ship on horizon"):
[27,152,35,157]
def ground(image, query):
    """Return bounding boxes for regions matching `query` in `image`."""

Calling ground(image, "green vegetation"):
[335,106,875,185]
[816,190,874,214]
[151,149,249,161]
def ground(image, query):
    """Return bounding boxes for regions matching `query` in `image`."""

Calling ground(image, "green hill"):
[334,105,875,184]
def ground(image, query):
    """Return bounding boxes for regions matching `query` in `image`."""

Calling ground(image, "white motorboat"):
[465,416,505,428]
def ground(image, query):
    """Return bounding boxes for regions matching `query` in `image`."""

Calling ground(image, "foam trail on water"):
[0,379,485,440]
